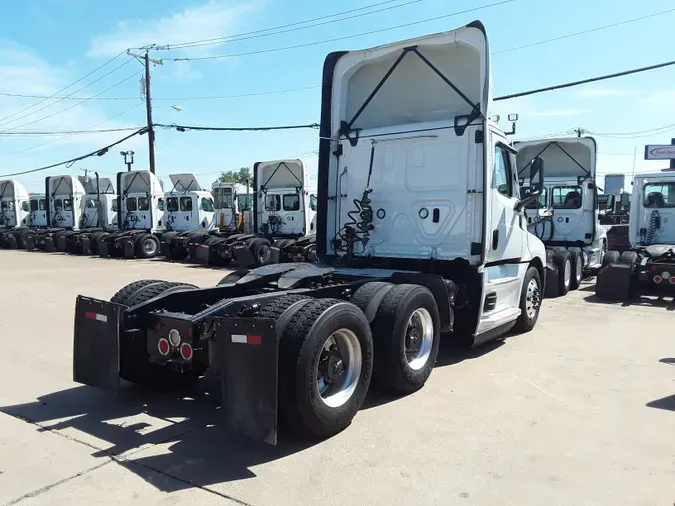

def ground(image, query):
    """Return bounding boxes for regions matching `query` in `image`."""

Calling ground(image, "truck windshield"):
[552,186,582,209]
[180,197,193,211]
[283,194,300,211]
[644,182,675,208]
[201,197,214,212]
[63,199,73,211]
[40,199,46,211]
[30,200,39,211]
[213,188,233,208]
[167,197,179,212]
[265,194,280,211]
[54,199,63,211]
[126,198,137,211]
[137,197,150,211]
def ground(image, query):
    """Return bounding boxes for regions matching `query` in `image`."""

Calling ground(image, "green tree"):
[212,167,252,188]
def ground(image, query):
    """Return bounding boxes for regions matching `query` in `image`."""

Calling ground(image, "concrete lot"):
[0,250,673,506]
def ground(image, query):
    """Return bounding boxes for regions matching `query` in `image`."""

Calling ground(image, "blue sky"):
[1,0,675,192]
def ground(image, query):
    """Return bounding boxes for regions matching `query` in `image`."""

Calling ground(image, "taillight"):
[653,275,663,284]
[158,338,170,356]
[180,343,193,361]
[670,277,675,285]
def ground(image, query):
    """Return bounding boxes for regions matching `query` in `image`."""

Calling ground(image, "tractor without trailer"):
[0,180,31,249]
[159,173,219,261]
[516,137,609,297]
[194,159,318,267]
[72,22,548,444]
[24,176,87,252]
[97,170,166,259]
[596,170,675,301]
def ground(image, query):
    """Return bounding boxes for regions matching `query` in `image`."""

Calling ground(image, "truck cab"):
[45,175,86,230]
[0,180,30,230]
[29,194,48,228]
[630,172,675,246]
[118,170,165,232]
[165,173,215,232]
[79,176,118,230]
[213,182,240,232]
[516,137,607,296]
[254,159,317,238]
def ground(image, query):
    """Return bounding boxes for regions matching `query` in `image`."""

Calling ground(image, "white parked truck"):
[25,175,87,252]
[516,137,608,297]
[28,194,48,229]
[97,170,166,259]
[72,21,547,444]
[194,159,318,267]
[596,170,675,300]
[55,175,119,255]
[0,180,31,249]
[159,173,217,260]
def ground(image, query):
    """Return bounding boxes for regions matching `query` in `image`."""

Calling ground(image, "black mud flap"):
[595,263,633,301]
[44,236,55,253]
[81,236,91,255]
[160,242,171,258]
[269,246,281,264]
[233,245,255,267]
[214,317,279,445]
[99,241,109,257]
[56,235,67,252]
[123,240,135,259]
[6,234,18,249]
[196,244,211,264]
[73,296,125,394]
[24,234,35,251]
[544,262,559,298]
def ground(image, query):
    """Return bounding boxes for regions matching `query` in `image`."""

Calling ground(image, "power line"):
[157,0,427,50]
[0,51,128,125]
[155,122,320,132]
[169,0,515,61]
[0,57,135,128]
[494,59,675,101]
[493,7,675,55]
[0,128,147,178]
[589,123,675,139]
[0,70,142,132]
[0,126,143,137]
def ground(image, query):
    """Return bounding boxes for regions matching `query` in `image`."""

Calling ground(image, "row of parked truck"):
[0,159,319,268]
[4,20,674,446]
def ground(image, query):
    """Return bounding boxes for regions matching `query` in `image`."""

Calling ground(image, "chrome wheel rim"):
[405,308,434,371]
[317,329,362,408]
[143,238,157,255]
[563,259,571,288]
[525,278,541,319]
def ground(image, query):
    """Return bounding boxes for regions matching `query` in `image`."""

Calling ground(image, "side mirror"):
[529,157,544,194]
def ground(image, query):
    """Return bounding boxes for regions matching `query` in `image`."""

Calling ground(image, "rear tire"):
[552,249,572,296]
[370,284,441,394]
[602,249,620,267]
[350,281,395,322]
[278,298,373,438]
[250,238,273,266]
[110,279,163,305]
[513,266,543,333]
[619,250,639,263]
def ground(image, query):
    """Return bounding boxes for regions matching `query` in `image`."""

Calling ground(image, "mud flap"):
[233,245,255,267]
[44,236,55,253]
[56,235,67,252]
[99,241,109,257]
[123,240,135,259]
[196,244,211,264]
[73,296,125,394]
[544,262,559,298]
[214,317,279,444]
[24,234,35,251]
[81,236,91,255]
[5,234,17,249]
[160,241,171,258]
[595,263,633,301]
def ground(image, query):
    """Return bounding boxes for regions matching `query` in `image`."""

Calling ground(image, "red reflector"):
[231,334,262,345]
[180,343,193,360]
[247,335,262,345]
[84,311,96,319]
[158,338,170,356]
[188,327,193,336]
[652,265,658,271]
[670,277,675,285]
[654,275,663,284]
[155,321,162,330]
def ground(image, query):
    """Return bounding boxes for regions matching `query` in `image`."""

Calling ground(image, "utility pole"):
[573,127,587,138]
[127,49,162,174]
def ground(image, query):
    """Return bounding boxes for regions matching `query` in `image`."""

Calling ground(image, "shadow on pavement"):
[584,294,675,310]
[646,394,675,413]
[660,358,675,365]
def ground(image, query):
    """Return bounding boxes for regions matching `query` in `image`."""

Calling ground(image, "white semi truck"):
[194,159,318,267]
[0,180,31,249]
[596,170,675,300]
[516,137,608,297]
[72,21,547,444]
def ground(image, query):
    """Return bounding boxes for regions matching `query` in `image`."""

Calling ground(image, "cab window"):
[63,199,73,212]
[112,199,119,212]
[283,194,300,211]
[137,197,150,211]
[552,186,582,209]
[493,146,512,197]
[22,201,29,212]
[201,197,214,212]
[310,194,317,211]
[0,201,6,212]
[265,194,280,211]
[644,182,675,208]
[166,197,179,212]
[5,201,15,211]
[30,200,39,212]
[239,194,250,209]
[54,199,63,211]
[158,198,164,212]
[180,197,193,211]
[85,199,97,208]
[126,197,137,211]
[213,188,233,209]
[39,199,46,211]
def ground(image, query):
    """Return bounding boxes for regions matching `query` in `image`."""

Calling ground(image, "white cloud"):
[576,88,625,98]
[641,89,675,106]
[531,109,589,117]
[87,0,255,60]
